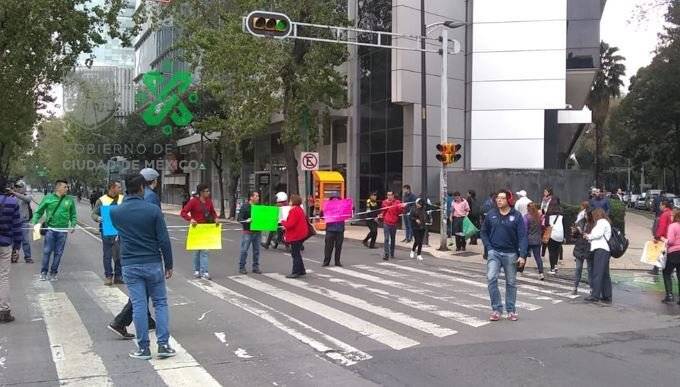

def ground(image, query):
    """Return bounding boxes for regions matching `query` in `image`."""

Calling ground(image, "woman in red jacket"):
[282,194,308,278]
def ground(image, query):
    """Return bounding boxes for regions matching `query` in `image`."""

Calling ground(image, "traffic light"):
[245,11,292,39]
[435,143,462,166]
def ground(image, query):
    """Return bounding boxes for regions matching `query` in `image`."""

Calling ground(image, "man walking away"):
[181,183,219,280]
[362,192,379,249]
[323,196,345,267]
[0,177,23,323]
[111,174,175,360]
[237,191,262,274]
[401,185,417,243]
[480,190,528,321]
[92,180,125,285]
[31,180,77,281]
[140,168,161,208]
[513,190,532,217]
[9,181,33,263]
[378,191,403,260]
[410,198,428,261]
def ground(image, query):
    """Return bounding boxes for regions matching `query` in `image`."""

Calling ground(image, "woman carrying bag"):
[572,202,594,295]
[409,199,428,261]
[661,209,680,304]
[584,208,612,303]
[524,203,545,280]
[281,194,308,278]
[544,208,564,275]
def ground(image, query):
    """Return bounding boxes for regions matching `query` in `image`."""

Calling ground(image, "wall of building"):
[470,0,567,170]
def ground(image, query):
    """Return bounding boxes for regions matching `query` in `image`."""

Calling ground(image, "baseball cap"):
[140,168,160,182]
[275,192,288,203]
[516,190,527,197]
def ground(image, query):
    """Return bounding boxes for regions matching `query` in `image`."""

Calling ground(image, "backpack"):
[607,226,629,258]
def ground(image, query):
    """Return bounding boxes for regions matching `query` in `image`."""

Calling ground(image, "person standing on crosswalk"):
[110,174,175,360]
[31,179,77,281]
[379,191,404,260]
[409,198,428,261]
[91,180,124,286]
[323,196,345,267]
[0,176,23,323]
[282,194,308,278]
[181,183,219,280]
[237,191,262,275]
[480,190,528,322]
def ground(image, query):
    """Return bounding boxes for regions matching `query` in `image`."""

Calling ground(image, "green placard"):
[250,205,280,231]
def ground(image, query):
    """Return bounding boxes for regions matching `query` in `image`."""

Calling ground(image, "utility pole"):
[438,29,449,252]
[420,0,428,199]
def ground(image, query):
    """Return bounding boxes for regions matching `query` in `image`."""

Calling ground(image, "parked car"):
[629,194,640,208]
[635,197,649,210]
[674,198,680,210]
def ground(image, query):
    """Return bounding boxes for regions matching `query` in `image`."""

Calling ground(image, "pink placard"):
[323,199,353,223]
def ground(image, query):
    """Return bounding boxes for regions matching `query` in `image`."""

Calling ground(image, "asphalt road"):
[2,197,680,386]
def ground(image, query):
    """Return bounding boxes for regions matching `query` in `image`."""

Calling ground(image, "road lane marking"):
[229,275,419,350]
[325,267,490,327]
[264,273,457,337]
[74,271,221,387]
[189,279,371,366]
[437,267,588,295]
[37,292,113,386]
[378,263,566,303]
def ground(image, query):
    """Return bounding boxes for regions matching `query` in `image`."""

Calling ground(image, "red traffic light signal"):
[436,143,462,166]
[245,11,292,39]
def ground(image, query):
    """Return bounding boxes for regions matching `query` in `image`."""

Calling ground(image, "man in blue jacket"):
[111,174,175,360]
[0,176,23,323]
[480,190,528,322]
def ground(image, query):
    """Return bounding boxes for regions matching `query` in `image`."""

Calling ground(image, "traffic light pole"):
[438,29,449,252]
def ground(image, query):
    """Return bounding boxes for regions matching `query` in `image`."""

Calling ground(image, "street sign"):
[300,152,319,171]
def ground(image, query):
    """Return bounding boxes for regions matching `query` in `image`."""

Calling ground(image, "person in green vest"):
[92,180,124,286]
[31,180,77,281]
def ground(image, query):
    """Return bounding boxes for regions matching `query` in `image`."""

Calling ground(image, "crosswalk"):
[23,260,583,385]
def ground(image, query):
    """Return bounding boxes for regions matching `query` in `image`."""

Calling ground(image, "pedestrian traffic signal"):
[435,143,462,166]
[245,11,292,39]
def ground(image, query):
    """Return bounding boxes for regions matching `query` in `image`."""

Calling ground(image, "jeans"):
[574,257,593,290]
[547,239,562,270]
[193,250,209,273]
[265,229,284,248]
[290,241,306,274]
[486,249,518,313]
[591,249,612,300]
[122,263,169,350]
[403,213,413,241]
[383,224,397,257]
[41,230,68,275]
[323,231,344,265]
[102,236,121,278]
[528,245,544,274]
[412,229,425,255]
[363,220,377,247]
[0,246,11,311]
[662,252,680,295]
[21,221,31,259]
[238,232,261,270]
[452,217,466,250]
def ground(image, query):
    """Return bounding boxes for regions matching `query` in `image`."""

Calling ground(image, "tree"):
[145,0,349,196]
[0,0,139,178]
[587,41,626,188]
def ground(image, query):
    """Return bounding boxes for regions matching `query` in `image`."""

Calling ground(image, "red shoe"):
[507,312,518,321]
[489,311,501,321]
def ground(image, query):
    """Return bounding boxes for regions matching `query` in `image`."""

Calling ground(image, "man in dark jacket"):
[237,191,261,274]
[401,185,417,243]
[323,197,345,267]
[480,189,528,322]
[0,177,23,323]
[110,174,175,360]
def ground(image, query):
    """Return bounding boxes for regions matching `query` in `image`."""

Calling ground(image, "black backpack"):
[607,226,629,258]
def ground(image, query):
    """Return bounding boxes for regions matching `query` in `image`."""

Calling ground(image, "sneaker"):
[572,288,578,296]
[239,268,247,275]
[104,277,113,286]
[252,268,262,274]
[489,311,501,321]
[507,312,518,321]
[24,258,34,264]
[383,255,389,261]
[48,273,57,281]
[260,242,269,250]
[108,324,135,339]
[193,271,200,278]
[409,251,415,259]
[539,273,545,281]
[286,273,302,279]
[583,296,599,302]
[201,272,211,280]
[40,273,47,281]
[157,344,177,358]
[129,348,152,360]
[548,269,556,274]
[417,255,423,261]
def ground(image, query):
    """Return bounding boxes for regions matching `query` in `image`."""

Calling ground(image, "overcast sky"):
[600,0,668,88]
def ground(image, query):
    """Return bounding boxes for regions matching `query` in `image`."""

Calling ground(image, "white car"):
[674,198,680,210]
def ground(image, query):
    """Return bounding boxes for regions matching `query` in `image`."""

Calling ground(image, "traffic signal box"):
[245,11,292,38]
[436,143,462,166]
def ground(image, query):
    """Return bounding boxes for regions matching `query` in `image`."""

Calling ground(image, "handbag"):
[542,216,558,244]
[304,218,317,241]
[40,195,65,236]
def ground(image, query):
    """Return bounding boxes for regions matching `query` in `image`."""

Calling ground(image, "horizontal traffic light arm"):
[243,10,461,54]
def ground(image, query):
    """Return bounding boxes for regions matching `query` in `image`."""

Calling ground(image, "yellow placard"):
[33,224,42,241]
[186,224,222,250]
[641,240,665,265]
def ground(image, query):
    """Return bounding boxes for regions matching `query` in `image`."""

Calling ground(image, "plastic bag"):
[640,240,665,265]
[462,216,479,239]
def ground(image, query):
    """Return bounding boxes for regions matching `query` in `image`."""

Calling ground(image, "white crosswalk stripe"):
[378,263,571,303]
[437,267,588,295]
[326,266,490,327]
[229,275,420,350]
[188,279,371,366]
[74,271,222,387]
[264,272,458,337]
